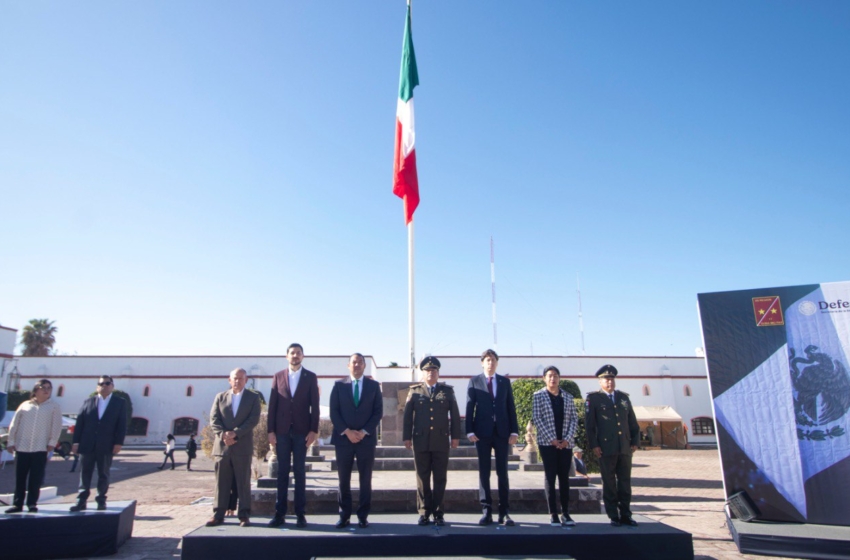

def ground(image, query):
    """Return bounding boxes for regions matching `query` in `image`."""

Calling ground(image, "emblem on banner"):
[790,345,850,441]
[752,296,784,326]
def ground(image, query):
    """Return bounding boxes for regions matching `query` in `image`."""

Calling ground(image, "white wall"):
[13,353,715,445]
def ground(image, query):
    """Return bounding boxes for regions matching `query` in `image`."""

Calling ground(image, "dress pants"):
[77,452,113,505]
[598,452,633,520]
[275,432,308,516]
[214,452,252,519]
[13,451,48,508]
[335,442,376,520]
[413,449,449,516]
[475,435,511,515]
[539,446,572,515]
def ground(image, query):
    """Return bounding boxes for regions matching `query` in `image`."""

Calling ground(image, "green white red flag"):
[392,5,419,225]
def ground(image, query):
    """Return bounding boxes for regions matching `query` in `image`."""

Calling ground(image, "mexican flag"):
[392,5,420,225]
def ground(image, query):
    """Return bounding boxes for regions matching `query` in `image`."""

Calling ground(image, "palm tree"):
[20,319,57,356]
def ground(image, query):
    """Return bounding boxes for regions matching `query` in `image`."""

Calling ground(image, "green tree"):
[6,391,32,411]
[20,319,57,356]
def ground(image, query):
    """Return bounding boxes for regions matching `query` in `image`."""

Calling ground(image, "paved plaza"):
[0,448,796,560]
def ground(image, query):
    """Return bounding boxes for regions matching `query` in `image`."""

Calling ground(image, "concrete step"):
[249,482,601,516]
[329,457,520,471]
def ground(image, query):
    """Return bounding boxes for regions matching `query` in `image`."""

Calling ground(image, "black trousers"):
[413,449,449,516]
[13,451,48,508]
[335,442,375,520]
[275,432,308,516]
[539,446,572,515]
[159,450,176,469]
[598,452,633,520]
[77,452,113,505]
[475,436,511,515]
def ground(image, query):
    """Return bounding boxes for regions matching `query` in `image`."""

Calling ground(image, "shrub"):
[7,391,32,411]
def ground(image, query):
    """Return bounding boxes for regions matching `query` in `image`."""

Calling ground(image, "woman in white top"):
[5,379,63,513]
[157,434,176,470]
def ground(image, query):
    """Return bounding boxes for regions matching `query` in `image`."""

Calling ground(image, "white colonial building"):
[0,325,715,446]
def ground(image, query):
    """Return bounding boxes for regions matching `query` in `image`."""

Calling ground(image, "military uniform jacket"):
[403,382,462,452]
[585,390,640,456]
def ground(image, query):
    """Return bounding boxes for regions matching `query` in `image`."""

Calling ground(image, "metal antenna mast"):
[577,274,586,355]
[491,236,498,351]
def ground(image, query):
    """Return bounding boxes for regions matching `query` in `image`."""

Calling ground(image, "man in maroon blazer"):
[267,343,320,528]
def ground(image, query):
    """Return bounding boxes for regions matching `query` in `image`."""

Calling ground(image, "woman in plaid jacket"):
[531,366,579,526]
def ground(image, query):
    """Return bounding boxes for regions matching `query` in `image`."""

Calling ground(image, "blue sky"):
[1,1,848,365]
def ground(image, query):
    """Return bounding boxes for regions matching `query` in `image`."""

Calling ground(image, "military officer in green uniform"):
[585,364,640,527]
[403,356,462,526]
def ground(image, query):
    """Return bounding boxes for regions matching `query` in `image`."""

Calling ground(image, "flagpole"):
[409,219,416,381]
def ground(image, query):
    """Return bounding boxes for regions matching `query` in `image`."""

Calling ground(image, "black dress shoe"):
[28,506,38,513]
[499,514,515,526]
[268,514,286,527]
[239,517,251,527]
[205,517,224,527]
[69,502,87,512]
[358,518,369,528]
[96,502,107,511]
[621,516,638,526]
[478,512,493,526]
[434,515,445,526]
[417,514,430,526]
[4,506,22,514]
[610,518,622,527]
[296,514,307,528]
[335,517,350,529]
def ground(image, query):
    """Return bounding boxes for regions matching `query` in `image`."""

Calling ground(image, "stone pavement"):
[0,448,799,560]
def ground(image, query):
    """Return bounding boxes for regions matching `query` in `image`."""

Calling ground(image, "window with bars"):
[691,417,715,435]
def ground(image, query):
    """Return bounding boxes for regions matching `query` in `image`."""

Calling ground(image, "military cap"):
[595,364,618,378]
[419,356,441,370]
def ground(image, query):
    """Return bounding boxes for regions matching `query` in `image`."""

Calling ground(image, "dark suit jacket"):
[72,395,127,455]
[465,373,519,439]
[329,376,383,447]
[210,389,262,457]
[268,368,320,436]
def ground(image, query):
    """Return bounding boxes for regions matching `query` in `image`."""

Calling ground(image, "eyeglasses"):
[98,381,113,386]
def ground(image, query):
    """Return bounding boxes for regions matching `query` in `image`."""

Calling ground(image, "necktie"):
[354,379,360,407]
[488,376,495,399]
[610,393,616,406]
[429,386,434,397]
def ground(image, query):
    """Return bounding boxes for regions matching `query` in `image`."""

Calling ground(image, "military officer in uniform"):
[402,356,462,526]
[585,364,640,527]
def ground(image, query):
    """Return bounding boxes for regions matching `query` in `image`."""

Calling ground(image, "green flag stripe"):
[398,5,419,103]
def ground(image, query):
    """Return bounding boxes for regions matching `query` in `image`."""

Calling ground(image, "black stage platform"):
[0,500,135,560]
[728,513,850,559]
[182,513,692,560]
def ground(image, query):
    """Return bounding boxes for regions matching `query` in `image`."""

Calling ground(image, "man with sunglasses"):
[69,375,127,512]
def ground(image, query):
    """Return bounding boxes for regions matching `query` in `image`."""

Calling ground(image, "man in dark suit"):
[206,368,262,527]
[585,364,640,527]
[70,375,127,512]
[329,353,383,529]
[466,349,519,526]
[402,356,462,526]
[267,343,320,528]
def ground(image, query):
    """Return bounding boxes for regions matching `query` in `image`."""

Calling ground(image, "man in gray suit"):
[206,368,262,527]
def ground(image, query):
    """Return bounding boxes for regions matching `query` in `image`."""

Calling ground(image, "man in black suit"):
[466,349,519,526]
[329,353,383,529]
[70,375,127,511]
[267,343,320,528]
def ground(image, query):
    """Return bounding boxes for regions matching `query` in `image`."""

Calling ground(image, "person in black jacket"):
[185,433,198,471]
[70,375,127,511]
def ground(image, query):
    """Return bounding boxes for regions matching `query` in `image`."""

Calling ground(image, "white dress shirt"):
[288,367,302,396]
[97,394,112,420]
[232,389,243,415]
